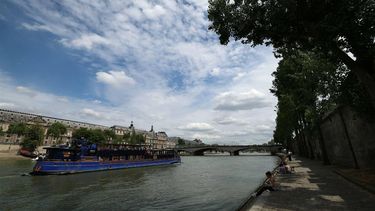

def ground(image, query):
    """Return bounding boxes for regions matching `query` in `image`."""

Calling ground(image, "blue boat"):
[31,140,180,175]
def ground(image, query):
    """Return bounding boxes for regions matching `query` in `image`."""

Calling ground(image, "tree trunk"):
[296,127,309,158]
[295,128,305,157]
[317,121,330,165]
[301,116,315,159]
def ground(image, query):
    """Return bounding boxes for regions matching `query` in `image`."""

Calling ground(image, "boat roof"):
[98,143,150,147]
[43,146,75,151]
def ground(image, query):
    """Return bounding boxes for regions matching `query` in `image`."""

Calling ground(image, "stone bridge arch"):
[176,145,283,156]
[177,147,221,156]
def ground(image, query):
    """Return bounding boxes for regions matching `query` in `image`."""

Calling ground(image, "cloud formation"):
[214,89,271,111]
[96,71,136,88]
[178,122,215,131]
[62,34,110,50]
[16,86,37,97]
[0,0,279,144]
[81,108,103,119]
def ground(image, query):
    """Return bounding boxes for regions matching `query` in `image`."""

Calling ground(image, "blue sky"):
[0,0,278,144]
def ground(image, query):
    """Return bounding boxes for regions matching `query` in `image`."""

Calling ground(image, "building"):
[169,136,205,146]
[0,109,108,145]
[0,109,176,149]
[111,123,175,149]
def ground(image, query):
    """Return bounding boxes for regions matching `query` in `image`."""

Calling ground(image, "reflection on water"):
[0,156,277,210]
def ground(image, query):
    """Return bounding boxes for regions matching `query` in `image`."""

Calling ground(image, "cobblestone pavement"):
[249,157,375,211]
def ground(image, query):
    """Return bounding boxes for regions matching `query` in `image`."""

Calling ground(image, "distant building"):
[169,136,205,146]
[0,109,108,145]
[193,138,203,145]
[0,109,175,149]
[111,123,175,149]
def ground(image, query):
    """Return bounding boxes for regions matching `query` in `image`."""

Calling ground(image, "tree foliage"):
[72,128,105,144]
[208,0,375,108]
[103,129,116,141]
[20,124,44,151]
[177,138,185,146]
[72,128,124,144]
[7,123,28,136]
[270,49,373,161]
[125,132,145,145]
[47,122,67,142]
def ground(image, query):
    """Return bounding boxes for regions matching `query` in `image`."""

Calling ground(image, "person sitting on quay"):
[278,161,294,174]
[255,171,277,196]
[287,150,292,161]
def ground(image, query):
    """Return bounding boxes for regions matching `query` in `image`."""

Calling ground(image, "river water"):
[0,155,277,211]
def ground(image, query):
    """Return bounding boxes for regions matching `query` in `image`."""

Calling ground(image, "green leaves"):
[208,0,375,109]
[72,128,107,144]
[47,122,67,139]
[208,0,375,55]
[177,138,185,146]
[20,124,44,151]
[123,132,145,145]
[72,128,130,144]
[271,50,347,145]
[7,123,28,136]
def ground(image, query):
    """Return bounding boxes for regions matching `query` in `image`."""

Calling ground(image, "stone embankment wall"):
[0,144,46,154]
[320,106,375,169]
[0,144,20,153]
[305,106,375,169]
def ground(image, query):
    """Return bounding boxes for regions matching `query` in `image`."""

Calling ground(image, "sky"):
[0,0,278,145]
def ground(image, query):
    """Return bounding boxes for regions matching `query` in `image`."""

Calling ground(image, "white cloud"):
[57,97,69,102]
[210,67,221,76]
[0,102,16,109]
[22,23,53,32]
[3,1,280,144]
[233,72,246,81]
[214,89,271,111]
[192,133,221,140]
[214,116,248,126]
[81,108,102,119]
[96,71,136,88]
[61,34,110,50]
[143,5,166,19]
[178,122,214,131]
[16,86,37,97]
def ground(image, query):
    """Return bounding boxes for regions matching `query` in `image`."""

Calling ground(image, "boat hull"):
[32,158,181,175]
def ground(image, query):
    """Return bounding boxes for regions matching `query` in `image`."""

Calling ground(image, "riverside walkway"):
[243,157,375,210]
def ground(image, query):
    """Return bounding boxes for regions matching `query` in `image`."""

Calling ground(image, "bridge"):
[176,145,283,156]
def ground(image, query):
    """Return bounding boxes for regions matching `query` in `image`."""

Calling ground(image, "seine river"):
[0,155,277,210]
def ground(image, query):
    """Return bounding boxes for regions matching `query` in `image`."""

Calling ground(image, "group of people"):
[254,151,294,197]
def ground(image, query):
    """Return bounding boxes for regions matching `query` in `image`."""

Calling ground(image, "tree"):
[7,123,28,136]
[177,138,185,146]
[88,129,106,144]
[72,127,90,139]
[47,122,67,144]
[128,133,145,145]
[20,124,44,151]
[112,135,124,144]
[123,132,131,142]
[103,129,116,141]
[72,128,104,144]
[271,50,348,161]
[0,127,4,136]
[208,0,375,108]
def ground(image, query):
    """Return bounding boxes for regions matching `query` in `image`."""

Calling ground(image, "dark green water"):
[0,156,277,211]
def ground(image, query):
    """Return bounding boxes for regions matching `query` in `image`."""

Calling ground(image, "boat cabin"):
[44,147,80,161]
